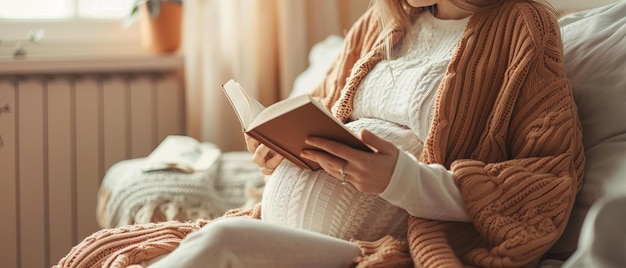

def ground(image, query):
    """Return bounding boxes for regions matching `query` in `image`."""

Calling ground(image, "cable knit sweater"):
[310,1,585,267]
[54,1,584,267]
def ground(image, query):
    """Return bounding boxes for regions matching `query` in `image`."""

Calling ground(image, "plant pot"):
[139,2,182,54]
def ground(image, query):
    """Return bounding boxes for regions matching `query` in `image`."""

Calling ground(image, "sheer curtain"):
[182,0,369,151]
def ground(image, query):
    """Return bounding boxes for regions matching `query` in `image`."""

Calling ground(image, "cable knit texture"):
[54,205,262,268]
[311,1,585,267]
[53,1,584,267]
[262,160,410,241]
[96,152,264,228]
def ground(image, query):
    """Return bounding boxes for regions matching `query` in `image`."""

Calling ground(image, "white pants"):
[147,217,361,268]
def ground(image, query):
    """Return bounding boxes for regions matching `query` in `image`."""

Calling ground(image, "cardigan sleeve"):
[446,4,585,266]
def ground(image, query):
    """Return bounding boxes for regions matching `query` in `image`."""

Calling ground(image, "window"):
[0,0,130,19]
[0,0,142,57]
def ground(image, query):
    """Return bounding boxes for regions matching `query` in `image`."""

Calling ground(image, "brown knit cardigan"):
[312,0,585,266]
[55,1,585,267]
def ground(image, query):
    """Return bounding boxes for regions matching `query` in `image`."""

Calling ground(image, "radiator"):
[0,72,184,268]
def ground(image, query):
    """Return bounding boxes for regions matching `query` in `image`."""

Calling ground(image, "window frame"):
[0,17,142,57]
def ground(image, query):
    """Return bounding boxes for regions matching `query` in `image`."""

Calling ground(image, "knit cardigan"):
[310,0,585,267]
[54,1,585,268]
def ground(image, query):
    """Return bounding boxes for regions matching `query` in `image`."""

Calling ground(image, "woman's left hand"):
[300,129,399,193]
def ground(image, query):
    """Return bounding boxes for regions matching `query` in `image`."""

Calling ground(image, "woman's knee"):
[187,217,258,249]
[150,218,258,268]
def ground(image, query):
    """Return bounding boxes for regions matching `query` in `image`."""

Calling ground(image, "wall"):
[0,56,185,268]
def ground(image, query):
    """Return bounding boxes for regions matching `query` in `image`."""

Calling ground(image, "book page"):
[221,79,265,129]
[248,94,311,129]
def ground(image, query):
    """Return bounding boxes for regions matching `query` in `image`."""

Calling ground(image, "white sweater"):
[261,11,470,242]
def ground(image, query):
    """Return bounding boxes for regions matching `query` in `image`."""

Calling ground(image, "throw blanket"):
[55,206,262,268]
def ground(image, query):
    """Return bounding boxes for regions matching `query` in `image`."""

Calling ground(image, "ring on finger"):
[264,162,274,171]
[339,162,347,186]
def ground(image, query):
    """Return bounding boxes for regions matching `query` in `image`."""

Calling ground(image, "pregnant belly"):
[261,161,408,241]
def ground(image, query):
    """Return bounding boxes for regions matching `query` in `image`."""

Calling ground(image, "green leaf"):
[146,0,161,18]
[123,0,183,26]
[27,29,45,43]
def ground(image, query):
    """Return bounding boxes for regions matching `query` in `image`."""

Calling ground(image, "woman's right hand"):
[244,133,284,175]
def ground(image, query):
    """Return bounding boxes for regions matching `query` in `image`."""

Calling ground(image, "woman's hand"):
[244,134,283,175]
[299,129,399,193]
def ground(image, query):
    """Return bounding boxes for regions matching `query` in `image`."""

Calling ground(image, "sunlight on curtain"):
[183,0,368,151]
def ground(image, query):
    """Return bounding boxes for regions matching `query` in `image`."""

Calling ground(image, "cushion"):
[289,35,344,98]
[562,195,626,267]
[549,0,626,255]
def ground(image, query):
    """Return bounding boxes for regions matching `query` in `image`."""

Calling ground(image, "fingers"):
[338,161,348,186]
[303,130,394,166]
[265,153,283,169]
[301,130,399,193]
[300,149,348,182]
[246,134,271,166]
[252,144,269,173]
[254,144,283,175]
[252,143,270,166]
[244,134,260,154]
[322,157,351,187]
[244,134,283,175]
[359,129,396,153]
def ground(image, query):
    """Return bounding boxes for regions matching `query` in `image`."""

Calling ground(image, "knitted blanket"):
[96,151,264,228]
[55,205,262,268]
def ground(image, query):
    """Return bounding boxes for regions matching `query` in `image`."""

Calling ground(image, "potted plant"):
[127,0,183,54]
[1,29,45,58]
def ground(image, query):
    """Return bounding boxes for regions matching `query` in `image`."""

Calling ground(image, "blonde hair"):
[372,0,506,59]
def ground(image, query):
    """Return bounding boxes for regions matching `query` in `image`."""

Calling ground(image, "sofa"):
[93,1,626,267]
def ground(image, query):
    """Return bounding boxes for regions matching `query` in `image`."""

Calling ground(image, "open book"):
[143,135,221,173]
[221,79,371,170]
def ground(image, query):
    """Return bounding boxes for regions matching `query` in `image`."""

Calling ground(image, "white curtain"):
[182,0,369,151]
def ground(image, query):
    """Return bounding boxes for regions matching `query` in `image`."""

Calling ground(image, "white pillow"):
[550,0,626,255]
[289,35,344,98]
[561,1,626,149]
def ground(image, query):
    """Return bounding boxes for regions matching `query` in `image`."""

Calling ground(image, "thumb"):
[359,129,396,154]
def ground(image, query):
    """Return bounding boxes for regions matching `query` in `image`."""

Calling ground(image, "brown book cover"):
[221,79,371,170]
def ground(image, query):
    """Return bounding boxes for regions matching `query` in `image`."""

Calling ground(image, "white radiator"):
[0,72,184,268]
